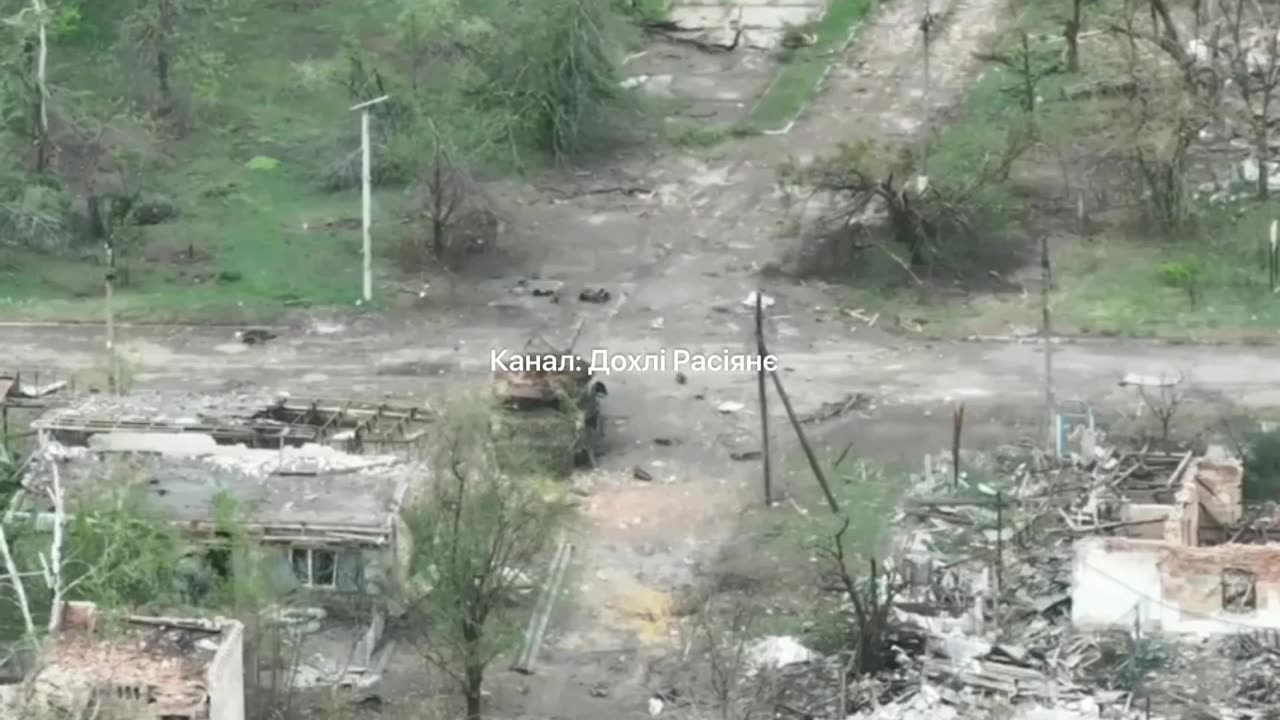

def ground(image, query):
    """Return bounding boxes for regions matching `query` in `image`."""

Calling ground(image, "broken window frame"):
[289,546,339,589]
[1222,566,1258,614]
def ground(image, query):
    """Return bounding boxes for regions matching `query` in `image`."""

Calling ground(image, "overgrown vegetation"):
[0,0,635,320]
[747,0,876,131]
[791,0,1280,339]
[402,397,572,720]
[1243,425,1280,502]
[708,452,907,669]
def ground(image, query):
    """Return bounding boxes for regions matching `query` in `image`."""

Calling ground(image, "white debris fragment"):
[1118,372,1180,388]
[745,636,817,672]
[309,320,346,335]
[648,697,664,716]
[742,291,776,309]
[847,683,954,719]
[499,567,535,593]
[717,401,745,414]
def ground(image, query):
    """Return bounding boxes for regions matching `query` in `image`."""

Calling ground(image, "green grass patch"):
[662,118,759,148]
[849,201,1280,340]
[745,0,875,132]
[3,0,638,321]
[623,0,672,22]
[832,0,1280,341]
[710,454,907,649]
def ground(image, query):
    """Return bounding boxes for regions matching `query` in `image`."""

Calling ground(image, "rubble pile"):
[764,443,1280,720]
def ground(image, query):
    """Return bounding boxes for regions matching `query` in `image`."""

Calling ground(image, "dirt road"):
[3,0,1272,717]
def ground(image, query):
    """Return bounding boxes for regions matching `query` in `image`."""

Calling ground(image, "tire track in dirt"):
[498,2,1021,718]
[787,0,1007,156]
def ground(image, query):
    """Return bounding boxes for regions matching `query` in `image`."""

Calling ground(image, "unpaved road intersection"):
[5,0,1280,717]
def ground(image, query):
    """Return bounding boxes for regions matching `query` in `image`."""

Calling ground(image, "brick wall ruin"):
[1070,454,1280,634]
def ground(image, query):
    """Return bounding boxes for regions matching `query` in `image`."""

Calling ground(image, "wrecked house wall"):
[1163,478,1197,546]
[208,620,245,720]
[1073,537,1166,630]
[1073,537,1280,633]
[1118,504,1169,540]
[1195,460,1243,525]
[1122,457,1244,546]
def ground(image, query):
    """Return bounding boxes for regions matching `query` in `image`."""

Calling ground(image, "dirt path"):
[2,1,1260,718]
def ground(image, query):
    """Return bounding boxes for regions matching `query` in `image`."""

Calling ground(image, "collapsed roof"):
[31,391,435,453]
[12,432,422,544]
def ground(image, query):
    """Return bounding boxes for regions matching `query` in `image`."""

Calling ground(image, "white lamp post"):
[349,95,390,304]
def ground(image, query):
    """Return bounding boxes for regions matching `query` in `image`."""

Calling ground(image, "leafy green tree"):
[403,398,572,719]
[121,0,236,117]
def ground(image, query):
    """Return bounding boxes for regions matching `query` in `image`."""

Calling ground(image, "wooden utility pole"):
[1040,235,1055,453]
[951,402,965,487]
[767,362,840,514]
[755,290,773,506]
[105,236,117,394]
[920,1,934,175]
[994,490,1005,623]
[350,95,390,304]
[1270,219,1278,293]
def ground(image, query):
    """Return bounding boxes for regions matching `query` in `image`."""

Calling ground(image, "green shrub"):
[1156,259,1204,308]
[1244,426,1280,502]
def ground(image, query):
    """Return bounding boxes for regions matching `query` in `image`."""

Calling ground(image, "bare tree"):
[1133,373,1187,444]
[1215,0,1280,199]
[414,120,492,267]
[402,400,572,720]
[675,600,779,720]
[122,0,230,118]
[0,0,51,171]
[823,517,907,676]
[977,31,1063,113]
[783,134,1030,276]
[1066,0,1086,73]
[1112,0,1211,233]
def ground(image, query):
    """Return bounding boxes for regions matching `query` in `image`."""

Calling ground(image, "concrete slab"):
[669,5,822,29]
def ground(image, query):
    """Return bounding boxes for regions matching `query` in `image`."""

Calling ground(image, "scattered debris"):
[235,328,277,345]
[648,696,664,716]
[842,308,881,327]
[745,636,817,673]
[579,287,612,303]
[549,185,653,200]
[742,291,775,309]
[5,378,67,399]
[511,279,564,300]
[717,401,745,414]
[740,440,1280,720]
[653,437,681,447]
[633,466,654,482]
[798,392,873,424]
[730,450,763,461]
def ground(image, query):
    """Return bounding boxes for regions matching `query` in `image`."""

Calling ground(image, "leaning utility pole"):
[349,95,390,304]
[754,290,773,506]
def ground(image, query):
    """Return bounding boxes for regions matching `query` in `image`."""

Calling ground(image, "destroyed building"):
[5,392,434,690]
[15,392,430,591]
[1070,450,1280,633]
[31,391,434,454]
[10,433,420,595]
[0,601,244,720]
